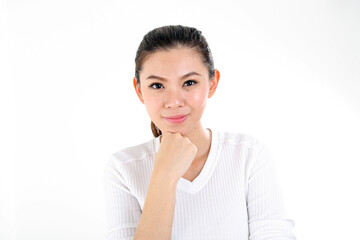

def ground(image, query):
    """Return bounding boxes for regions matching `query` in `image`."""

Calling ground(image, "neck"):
[185,124,211,160]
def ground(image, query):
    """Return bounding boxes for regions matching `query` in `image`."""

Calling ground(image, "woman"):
[104,25,296,240]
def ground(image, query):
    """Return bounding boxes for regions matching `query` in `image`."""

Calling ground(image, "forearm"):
[134,174,178,240]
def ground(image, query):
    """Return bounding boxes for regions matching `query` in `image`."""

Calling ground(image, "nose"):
[164,88,185,108]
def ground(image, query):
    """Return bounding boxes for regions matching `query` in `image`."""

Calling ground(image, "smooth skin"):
[133,47,220,239]
[134,47,220,171]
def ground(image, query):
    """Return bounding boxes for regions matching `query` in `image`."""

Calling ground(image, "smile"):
[164,115,188,124]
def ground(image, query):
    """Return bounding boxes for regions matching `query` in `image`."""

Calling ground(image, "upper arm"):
[104,158,141,240]
[246,140,296,240]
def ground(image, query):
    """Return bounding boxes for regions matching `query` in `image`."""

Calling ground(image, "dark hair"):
[134,25,215,138]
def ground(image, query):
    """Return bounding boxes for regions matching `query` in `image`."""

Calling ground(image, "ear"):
[208,69,220,98]
[133,77,144,104]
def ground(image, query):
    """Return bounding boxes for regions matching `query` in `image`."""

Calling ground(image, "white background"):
[1,0,359,239]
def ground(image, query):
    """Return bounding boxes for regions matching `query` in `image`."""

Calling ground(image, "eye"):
[149,80,197,90]
[184,80,197,87]
[149,83,163,89]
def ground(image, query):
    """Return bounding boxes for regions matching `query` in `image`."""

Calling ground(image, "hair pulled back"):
[134,25,215,138]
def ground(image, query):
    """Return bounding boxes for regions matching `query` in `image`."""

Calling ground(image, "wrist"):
[150,170,179,188]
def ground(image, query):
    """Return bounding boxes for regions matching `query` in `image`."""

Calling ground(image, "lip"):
[164,114,189,124]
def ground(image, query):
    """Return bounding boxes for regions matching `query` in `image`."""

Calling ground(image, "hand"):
[152,131,198,182]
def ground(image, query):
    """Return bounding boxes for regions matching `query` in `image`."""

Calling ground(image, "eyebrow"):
[145,72,202,81]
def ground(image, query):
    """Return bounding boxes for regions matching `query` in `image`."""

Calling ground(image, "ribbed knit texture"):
[104,128,296,240]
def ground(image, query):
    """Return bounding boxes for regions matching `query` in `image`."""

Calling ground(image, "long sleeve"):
[246,140,296,240]
[104,157,141,240]
[104,131,296,239]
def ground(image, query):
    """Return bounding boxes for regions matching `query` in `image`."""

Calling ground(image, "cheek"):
[143,93,162,114]
[187,89,208,107]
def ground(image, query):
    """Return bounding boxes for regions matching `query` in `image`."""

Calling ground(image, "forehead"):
[140,47,207,77]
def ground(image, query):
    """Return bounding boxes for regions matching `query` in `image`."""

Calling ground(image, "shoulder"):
[220,131,262,151]
[106,138,157,170]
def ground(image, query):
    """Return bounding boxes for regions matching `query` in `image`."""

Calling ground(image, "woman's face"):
[134,47,219,136]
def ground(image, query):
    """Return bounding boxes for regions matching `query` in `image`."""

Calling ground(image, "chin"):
[159,126,185,135]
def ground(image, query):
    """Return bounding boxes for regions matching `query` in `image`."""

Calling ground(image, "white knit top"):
[104,128,296,240]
